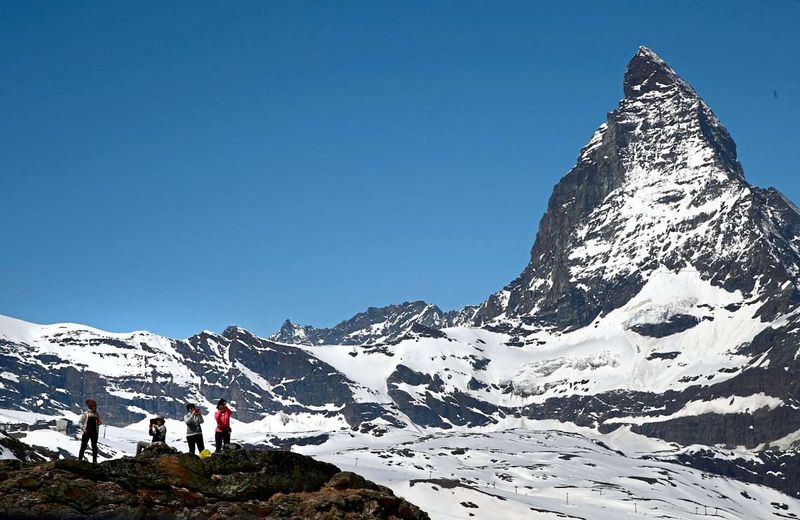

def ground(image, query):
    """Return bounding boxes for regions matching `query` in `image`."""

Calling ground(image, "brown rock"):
[0,447,430,519]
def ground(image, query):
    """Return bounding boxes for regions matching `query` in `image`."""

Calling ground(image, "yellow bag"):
[199,449,212,459]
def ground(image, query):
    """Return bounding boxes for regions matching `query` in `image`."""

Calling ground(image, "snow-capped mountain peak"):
[624,45,693,99]
[473,47,800,332]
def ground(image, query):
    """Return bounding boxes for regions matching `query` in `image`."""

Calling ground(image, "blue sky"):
[1,1,798,338]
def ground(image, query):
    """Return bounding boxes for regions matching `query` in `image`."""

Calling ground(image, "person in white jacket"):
[184,403,205,455]
[78,399,101,463]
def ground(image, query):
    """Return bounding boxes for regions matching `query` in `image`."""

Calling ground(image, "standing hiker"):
[136,416,167,455]
[214,399,232,452]
[184,403,205,455]
[78,399,102,463]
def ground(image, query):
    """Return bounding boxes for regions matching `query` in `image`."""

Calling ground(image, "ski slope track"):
[2,47,800,518]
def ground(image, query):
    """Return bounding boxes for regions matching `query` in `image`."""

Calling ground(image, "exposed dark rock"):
[264,433,330,451]
[340,402,406,430]
[271,301,468,346]
[387,365,433,388]
[387,387,451,430]
[467,378,487,391]
[672,448,800,499]
[0,445,429,519]
[630,314,702,338]
[0,433,48,464]
[646,351,681,361]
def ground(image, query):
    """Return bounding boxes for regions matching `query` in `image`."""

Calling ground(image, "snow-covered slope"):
[4,408,798,520]
[0,314,407,429]
[311,428,800,520]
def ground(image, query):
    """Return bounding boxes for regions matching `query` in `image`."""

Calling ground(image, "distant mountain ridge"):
[271,301,478,346]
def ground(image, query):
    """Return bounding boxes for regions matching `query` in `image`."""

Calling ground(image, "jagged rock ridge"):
[272,301,478,346]
[0,316,405,429]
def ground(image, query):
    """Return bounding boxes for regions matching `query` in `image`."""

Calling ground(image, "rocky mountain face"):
[0,316,406,429]
[271,301,477,346]
[0,443,429,519]
[474,46,800,331]
[2,47,800,504]
[672,446,800,499]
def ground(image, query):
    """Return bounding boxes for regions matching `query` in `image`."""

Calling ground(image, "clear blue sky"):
[1,2,798,338]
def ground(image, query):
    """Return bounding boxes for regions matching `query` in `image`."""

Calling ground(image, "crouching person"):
[136,416,167,455]
[185,403,205,455]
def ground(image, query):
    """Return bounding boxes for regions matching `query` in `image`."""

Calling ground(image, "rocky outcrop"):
[671,447,800,499]
[385,365,499,429]
[0,444,429,519]
[0,433,48,463]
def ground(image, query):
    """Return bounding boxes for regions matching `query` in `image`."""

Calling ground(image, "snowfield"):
[291,268,772,414]
[1,409,797,520]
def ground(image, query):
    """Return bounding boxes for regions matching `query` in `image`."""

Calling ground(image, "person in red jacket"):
[214,399,232,452]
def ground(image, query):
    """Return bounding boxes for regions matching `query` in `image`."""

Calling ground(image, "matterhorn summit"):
[475,46,800,333]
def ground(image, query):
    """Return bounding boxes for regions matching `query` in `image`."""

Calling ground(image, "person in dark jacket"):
[214,399,232,452]
[78,399,102,463]
[184,403,205,455]
[136,416,167,455]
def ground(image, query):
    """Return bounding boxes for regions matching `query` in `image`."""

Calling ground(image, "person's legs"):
[78,434,89,461]
[90,433,98,463]
[136,440,149,455]
[196,436,205,453]
[223,430,231,447]
[215,431,222,452]
[187,436,196,455]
